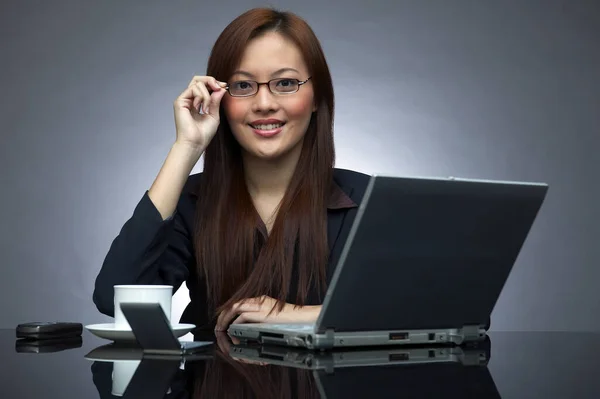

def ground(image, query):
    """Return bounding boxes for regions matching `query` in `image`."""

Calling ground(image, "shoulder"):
[333,168,371,204]
[333,168,371,187]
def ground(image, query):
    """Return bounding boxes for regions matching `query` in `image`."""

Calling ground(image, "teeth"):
[251,123,283,130]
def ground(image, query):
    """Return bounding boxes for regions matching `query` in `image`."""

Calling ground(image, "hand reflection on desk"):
[192,343,318,398]
[215,332,267,366]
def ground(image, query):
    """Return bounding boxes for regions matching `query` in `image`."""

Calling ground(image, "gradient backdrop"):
[1,0,598,332]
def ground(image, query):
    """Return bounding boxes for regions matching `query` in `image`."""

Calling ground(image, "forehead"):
[235,32,308,77]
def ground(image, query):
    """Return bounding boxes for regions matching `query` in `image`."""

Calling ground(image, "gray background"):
[1,0,598,331]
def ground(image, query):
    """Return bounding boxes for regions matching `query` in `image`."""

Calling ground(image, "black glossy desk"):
[1,330,599,398]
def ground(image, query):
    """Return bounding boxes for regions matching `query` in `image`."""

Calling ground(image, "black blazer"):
[93,168,371,329]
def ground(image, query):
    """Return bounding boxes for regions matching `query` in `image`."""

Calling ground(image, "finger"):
[232,311,266,325]
[215,309,234,331]
[206,80,227,116]
[208,78,226,91]
[194,78,227,115]
[176,84,207,114]
[188,76,226,90]
[187,75,211,87]
[231,313,248,325]
[188,76,201,87]
[229,334,241,345]
[174,86,196,110]
[224,303,261,325]
[215,333,231,354]
[216,306,237,331]
[215,310,228,332]
[215,303,261,331]
[207,89,227,117]
[192,82,211,113]
[183,77,220,113]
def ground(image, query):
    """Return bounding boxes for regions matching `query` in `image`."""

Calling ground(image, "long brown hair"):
[194,8,335,317]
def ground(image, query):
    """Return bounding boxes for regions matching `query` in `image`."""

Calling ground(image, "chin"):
[248,146,288,161]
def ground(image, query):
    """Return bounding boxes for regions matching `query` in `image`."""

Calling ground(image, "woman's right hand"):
[173,76,228,150]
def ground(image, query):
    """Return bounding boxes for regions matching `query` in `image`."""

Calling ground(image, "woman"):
[93,7,370,332]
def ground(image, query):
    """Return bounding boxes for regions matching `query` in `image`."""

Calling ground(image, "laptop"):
[119,302,213,356]
[228,174,548,349]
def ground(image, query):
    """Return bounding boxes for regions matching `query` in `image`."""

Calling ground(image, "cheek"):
[285,94,315,121]
[222,97,247,124]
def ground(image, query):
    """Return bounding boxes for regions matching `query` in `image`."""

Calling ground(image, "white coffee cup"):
[113,285,173,329]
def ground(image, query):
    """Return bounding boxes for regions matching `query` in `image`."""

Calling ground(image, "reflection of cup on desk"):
[114,285,173,329]
[112,360,141,397]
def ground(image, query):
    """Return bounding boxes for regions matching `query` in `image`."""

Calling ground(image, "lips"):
[248,122,286,138]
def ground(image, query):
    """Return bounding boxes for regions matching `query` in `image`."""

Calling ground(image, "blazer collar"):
[327,181,357,210]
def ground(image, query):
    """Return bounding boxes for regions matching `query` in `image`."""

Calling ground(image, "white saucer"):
[85,323,195,341]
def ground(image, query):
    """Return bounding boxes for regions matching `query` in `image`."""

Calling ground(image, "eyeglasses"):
[225,77,312,97]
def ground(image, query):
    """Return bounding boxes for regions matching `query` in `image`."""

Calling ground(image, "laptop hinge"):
[461,325,482,341]
[315,328,335,349]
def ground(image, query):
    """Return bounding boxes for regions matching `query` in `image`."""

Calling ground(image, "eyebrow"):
[231,67,301,79]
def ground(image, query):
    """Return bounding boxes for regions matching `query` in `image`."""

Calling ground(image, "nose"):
[251,84,279,113]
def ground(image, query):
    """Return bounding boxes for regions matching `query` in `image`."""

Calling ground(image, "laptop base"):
[228,323,487,350]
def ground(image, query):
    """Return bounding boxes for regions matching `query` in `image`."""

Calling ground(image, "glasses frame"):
[224,77,312,97]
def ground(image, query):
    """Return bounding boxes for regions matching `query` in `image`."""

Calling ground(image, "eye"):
[275,79,296,87]
[232,81,254,91]
[273,78,299,93]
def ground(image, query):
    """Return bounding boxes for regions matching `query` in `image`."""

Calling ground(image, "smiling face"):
[222,32,316,162]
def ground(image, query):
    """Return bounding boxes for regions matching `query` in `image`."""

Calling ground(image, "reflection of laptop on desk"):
[229,339,499,398]
[228,174,548,349]
[230,339,491,371]
[314,351,500,399]
[120,302,213,356]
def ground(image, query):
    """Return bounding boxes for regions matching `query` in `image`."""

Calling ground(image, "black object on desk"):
[16,322,83,340]
[15,322,84,354]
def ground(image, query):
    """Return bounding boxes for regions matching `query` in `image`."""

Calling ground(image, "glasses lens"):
[270,78,299,94]
[229,80,257,96]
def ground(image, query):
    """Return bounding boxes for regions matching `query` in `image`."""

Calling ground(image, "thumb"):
[208,84,227,118]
